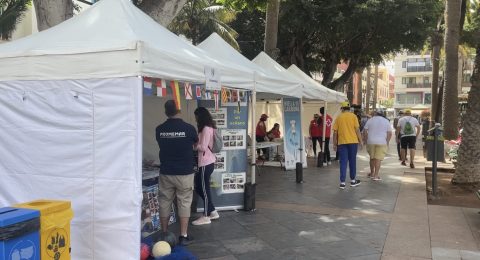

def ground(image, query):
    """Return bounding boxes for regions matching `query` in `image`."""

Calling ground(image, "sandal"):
[372,177,382,181]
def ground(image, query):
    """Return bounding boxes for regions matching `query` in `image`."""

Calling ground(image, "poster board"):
[282,98,307,170]
[197,92,249,210]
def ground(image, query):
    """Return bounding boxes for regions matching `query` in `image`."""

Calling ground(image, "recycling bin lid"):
[16,199,71,215]
[0,207,39,227]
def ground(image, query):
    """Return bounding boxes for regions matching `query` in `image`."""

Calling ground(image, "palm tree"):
[264,0,279,59]
[0,0,31,40]
[365,66,372,114]
[442,0,462,140]
[169,0,239,48]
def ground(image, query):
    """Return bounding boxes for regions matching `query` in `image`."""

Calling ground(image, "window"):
[406,58,432,72]
[423,77,430,83]
[463,73,471,83]
[402,61,407,68]
[402,77,416,84]
[424,93,432,104]
[396,93,423,104]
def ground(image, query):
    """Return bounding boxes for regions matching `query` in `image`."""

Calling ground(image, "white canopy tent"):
[0,0,258,259]
[0,0,254,89]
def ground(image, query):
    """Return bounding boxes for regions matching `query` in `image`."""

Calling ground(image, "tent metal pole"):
[299,97,304,165]
[251,74,257,184]
[321,100,328,152]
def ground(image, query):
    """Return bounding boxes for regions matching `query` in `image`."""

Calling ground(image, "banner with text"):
[282,98,307,170]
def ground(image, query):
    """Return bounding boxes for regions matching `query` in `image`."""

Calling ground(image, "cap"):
[260,114,268,119]
[340,101,350,108]
[404,109,412,114]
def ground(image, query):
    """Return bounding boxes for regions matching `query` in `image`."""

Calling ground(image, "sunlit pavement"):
[172,142,480,259]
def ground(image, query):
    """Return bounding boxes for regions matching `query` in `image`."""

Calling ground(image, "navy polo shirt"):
[156,118,198,175]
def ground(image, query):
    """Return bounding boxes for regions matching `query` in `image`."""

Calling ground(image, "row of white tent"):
[0,0,344,102]
[0,0,344,259]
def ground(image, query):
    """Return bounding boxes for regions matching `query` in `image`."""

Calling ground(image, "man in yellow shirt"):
[333,101,363,189]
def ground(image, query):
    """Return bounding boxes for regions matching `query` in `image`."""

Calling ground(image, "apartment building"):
[393,53,433,115]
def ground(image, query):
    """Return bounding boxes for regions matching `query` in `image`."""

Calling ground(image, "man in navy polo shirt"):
[156,100,198,246]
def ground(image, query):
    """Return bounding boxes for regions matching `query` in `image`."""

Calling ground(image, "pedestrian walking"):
[332,101,363,189]
[393,111,405,160]
[396,109,421,168]
[319,107,333,165]
[256,114,269,159]
[156,100,198,246]
[192,107,220,226]
[363,109,393,181]
[309,114,322,157]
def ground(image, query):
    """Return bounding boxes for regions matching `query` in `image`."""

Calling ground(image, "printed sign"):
[283,98,307,170]
[221,129,246,150]
[214,151,227,172]
[208,108,227,128]
[205,66,221,91]
[221,172,246,194]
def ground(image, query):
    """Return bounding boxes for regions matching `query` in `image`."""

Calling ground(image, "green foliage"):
[229,8,265,59]
[169,0,239,48]
[276,0,443,89]
[462,0,480,47]
[217,0,267,11]
[0,0,31,40]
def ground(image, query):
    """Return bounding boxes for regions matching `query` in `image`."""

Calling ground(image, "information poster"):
[208,108,227,128]
[197,93,249,210]
[282,98,307,170]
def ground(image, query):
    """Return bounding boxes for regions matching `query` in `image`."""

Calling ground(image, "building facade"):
[393,53,433,115]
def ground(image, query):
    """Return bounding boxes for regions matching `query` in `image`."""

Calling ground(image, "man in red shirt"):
[319,107,333,165]
[309,114,322,157]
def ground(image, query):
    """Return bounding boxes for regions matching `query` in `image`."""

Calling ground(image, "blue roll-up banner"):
[282,98,307,170]
[197,91,249,210]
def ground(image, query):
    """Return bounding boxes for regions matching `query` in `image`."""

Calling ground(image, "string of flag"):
[142,77,247,111]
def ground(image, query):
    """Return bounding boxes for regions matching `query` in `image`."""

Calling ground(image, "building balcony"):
[406,83,431,88]
[406,66,432,72]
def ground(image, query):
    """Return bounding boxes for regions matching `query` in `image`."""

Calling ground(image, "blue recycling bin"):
[0,207,40,260]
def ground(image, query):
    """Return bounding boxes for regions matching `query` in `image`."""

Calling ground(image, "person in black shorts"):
[396,109,420,168]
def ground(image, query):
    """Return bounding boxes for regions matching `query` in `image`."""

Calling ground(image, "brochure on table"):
[197,91,249,210]
[283,98,307,170]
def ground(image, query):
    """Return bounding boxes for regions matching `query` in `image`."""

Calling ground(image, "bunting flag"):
[170,80,181,110]
[195,85,202,100]
[213,90,219,111]
[143,77,153,96]
[156,79,167,97]
[184,82,193,100]
[221,87,228,104]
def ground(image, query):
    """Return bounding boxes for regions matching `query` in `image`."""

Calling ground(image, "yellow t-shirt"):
[333,112,360,145]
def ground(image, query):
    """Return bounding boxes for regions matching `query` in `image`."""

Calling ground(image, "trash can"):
[426,135,445,162]
[15,200,73,260]
[0,207,40,260]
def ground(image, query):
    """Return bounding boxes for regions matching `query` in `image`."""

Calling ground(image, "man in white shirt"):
[363,109,392,181]
[396,109,421,168]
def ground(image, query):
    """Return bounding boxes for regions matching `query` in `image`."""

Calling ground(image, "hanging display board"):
[197,89,249,210]
[282,98,307,170]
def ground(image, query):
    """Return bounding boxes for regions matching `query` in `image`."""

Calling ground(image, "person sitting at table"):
[267,123,281,141]
[256,114,269,160]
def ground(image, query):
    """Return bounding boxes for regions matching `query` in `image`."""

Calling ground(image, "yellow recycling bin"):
[15,200,74,260]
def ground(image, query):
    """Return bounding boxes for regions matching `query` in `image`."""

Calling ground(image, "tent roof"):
[197,33,301,97]
[252,52,332,101]
[287,65,346,103]
[0,0,253,89]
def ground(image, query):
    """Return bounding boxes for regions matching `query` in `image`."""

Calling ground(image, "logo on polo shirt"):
[159,132,186,138]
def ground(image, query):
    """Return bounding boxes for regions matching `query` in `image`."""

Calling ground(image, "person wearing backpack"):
[396,109,421,168]
[192,107,220,225]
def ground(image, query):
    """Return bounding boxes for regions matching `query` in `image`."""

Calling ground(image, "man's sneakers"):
[350,180,361,187]
[339,180,361,189]
[410,162,415,169]
[179,234,194,246]
[401,161,407,166]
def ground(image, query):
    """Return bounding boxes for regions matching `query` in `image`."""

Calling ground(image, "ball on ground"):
[152,241,171,257]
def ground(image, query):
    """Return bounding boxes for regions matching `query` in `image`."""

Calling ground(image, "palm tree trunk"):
[355,68,364,106]
[442,0,461,140]
[453,43,480,184]
[365,66,372,114]
[33,0,73,31]
[373,65,379,110]
[431,29,443,123]
[264,0,280,59]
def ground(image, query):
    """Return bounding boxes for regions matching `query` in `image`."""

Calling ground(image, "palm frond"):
[0,0,31,40]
